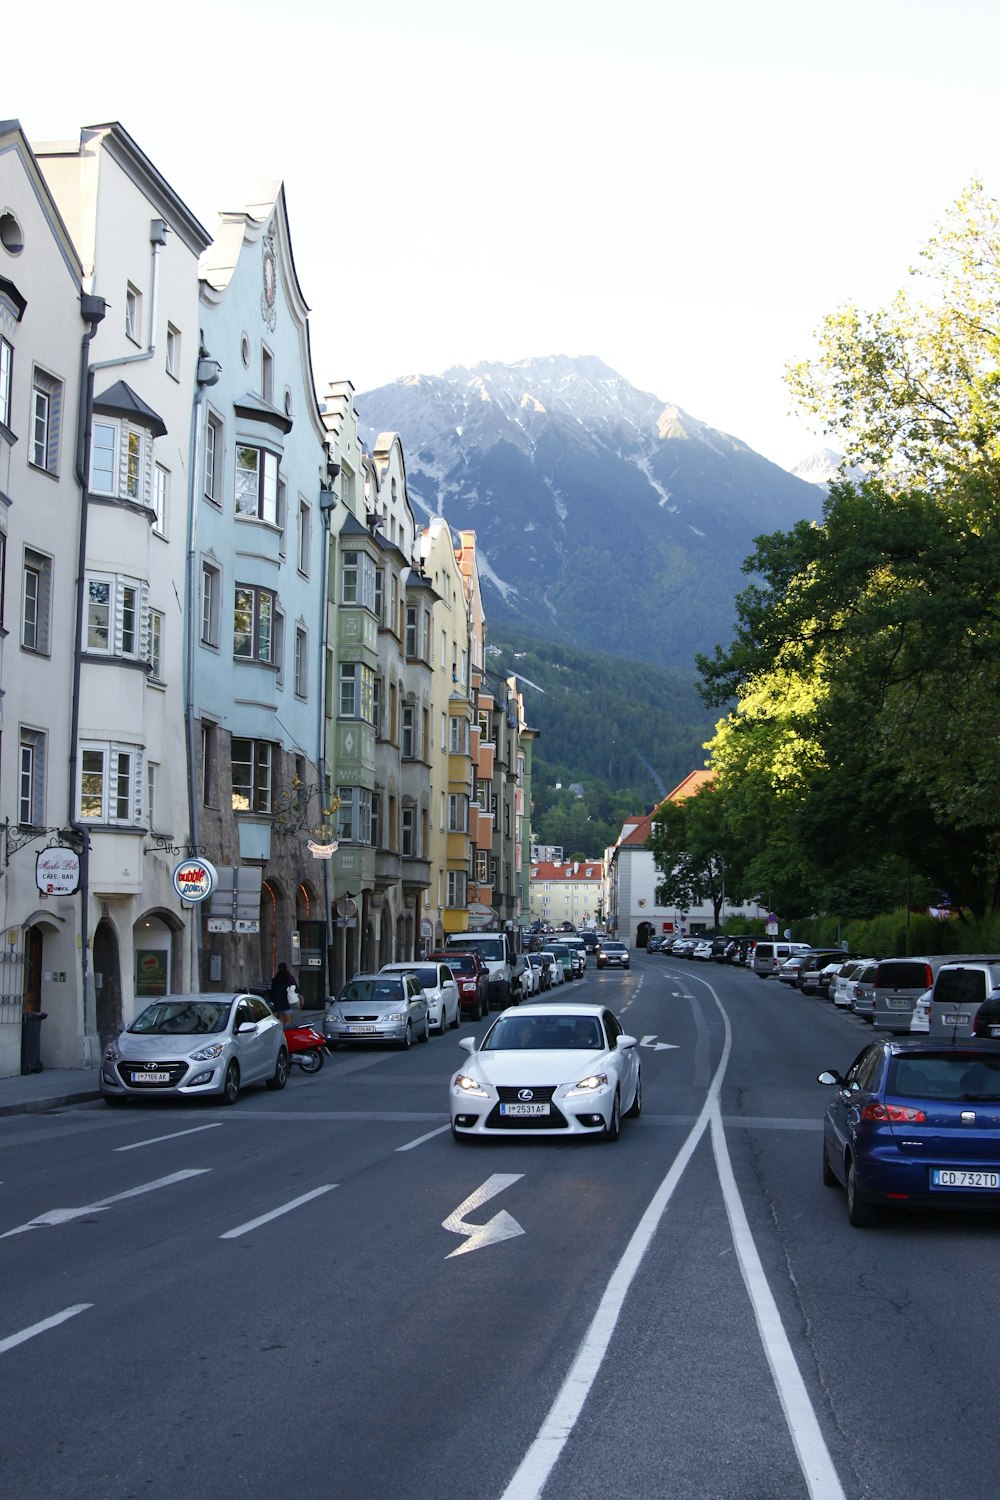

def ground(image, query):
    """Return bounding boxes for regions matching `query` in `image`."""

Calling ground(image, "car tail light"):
[861,1102,927,1123]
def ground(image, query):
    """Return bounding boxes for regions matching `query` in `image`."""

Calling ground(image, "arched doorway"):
[93,918,122,1053]
[637,920,654,948]
[24,927,43,1012]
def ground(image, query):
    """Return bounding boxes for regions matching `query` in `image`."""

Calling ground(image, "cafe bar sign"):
[36,847,81,897]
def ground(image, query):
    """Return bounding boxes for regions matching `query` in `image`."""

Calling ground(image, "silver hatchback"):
[325,973,430,1049]
[101,993,288,1105]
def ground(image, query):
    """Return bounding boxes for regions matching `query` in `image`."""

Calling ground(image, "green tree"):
[647,783,756,929]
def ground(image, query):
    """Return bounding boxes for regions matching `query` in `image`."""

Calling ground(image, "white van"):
[751,941,811,979]
[923,958,1000,1037]
[444,930,523,1010]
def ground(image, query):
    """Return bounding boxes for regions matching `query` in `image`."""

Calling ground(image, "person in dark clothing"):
[270,962,300,1025]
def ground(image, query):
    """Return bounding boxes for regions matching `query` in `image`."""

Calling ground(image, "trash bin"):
[20,1010,47,1075]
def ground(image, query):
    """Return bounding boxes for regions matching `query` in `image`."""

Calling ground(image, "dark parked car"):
[819,1037,1000,1225]
[426,949,490,1019]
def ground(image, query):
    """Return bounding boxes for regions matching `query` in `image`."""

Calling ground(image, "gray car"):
[325,972,430,1049]
[100,992,288,1105]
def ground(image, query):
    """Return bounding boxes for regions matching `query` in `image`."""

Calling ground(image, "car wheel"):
[419,1017,430,1043]
[221,1060,240,1105]
[603,1089,621,1142]
[846,1157,878,1227]
[625,1069,642,1118]
[822,1141,838,1186]
[437,1013,447,1036]
[450,1004,461,1030]
[400,1022,412,1051]
[267,1047,290,1088]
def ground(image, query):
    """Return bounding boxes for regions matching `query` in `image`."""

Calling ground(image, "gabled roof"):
[93,380,167,438]
[667,770,713,802]
[530,861,603,880]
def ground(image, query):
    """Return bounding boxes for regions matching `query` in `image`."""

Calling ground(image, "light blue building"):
[192,185,332,1001]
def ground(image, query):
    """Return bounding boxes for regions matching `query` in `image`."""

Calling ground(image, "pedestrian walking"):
[270,961,301,1025]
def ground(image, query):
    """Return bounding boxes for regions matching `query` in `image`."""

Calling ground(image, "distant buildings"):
[0,118,536,1079]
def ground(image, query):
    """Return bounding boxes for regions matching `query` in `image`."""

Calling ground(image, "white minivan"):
[751,941,811,979]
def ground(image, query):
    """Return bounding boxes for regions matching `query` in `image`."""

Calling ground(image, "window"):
[401,805,415,858]
[235,445,278,524]
[448,794,468,833]
[297,500,311,574]
[372,676,383,738]
[86,574,146,658]
[147,761,159,830]
[31,370,62,474]
[22,549,51,654]
[18,729,46,827]
[370,792,381,848]
[273,605,285,685]
[389,574,398,635]
[125,283,141,343]
[80,742,142,824]
[233,584,276,663]
[447,870,467,908]
[149,610,163,680]
[153,464,168,536]
[90,419,145,501]
[201,722,217,806]
[421,610,431,661]
[90,421,116,495]
[201,561,221,647]
[294,626,308,698]
[339,661,374,720]
[204,412,223,500]
[335,786,372,844]
[450,716,469,755]
[405,606,417,657]
[341,549,376,609]
[261,346,274,404]
[165,324,179,379]
[401,704,415,759]
[231,738,273,813]
[0,336,11,429]
[374,567,384,623]
[475,849,490,884]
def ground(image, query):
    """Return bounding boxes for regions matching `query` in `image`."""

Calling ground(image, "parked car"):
[547,942,577,983]
[974,990,1000,1037]
[672,938,698,958]
[449,1002,641,1141]
[831,959,873,1009]
[798,951,856,996]
[518,953,541,998]
[752,940,811,979]
[527,952,552,992]
[851,961,879,1019]
[693,939,714,961]
[562,936,588,973]
[922,958,1000,1038]
[324,972,430,1049]
[871,956,962,1034]
[777,952,814,986]
[539,949,565,986]
[101,993,288,1106]
[581,931,601,954]
[596,940,630,969]
[818,1037,1000,1225]
[710,937,731,963]
[427,949,489,1020]
[380,961,460,1034]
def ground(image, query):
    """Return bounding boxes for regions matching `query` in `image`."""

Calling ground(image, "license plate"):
[941,1014,969,1027]
[887,997,910,1009]
[344,1024,376,1034]
[130,1071,171,1084]
[500,1102,550,1117]
[931,1169,1000,1189]
[991,1027,1000,1038]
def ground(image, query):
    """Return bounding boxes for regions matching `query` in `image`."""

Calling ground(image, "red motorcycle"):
[283,1019,328,1073]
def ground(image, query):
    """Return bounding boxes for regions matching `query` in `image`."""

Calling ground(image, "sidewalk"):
[0,1010,327,1118]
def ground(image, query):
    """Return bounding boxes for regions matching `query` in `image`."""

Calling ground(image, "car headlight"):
[454,1073,490,1097]
[190,1042,226,1061]
[104,1041,120,1061]
[384,1011,407,1023]
[565,1073,609,1097]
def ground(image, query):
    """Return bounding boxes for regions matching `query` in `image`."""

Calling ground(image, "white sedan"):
[449,1002,641,1141]
[380,961,460,1034]
[539,950,564,986]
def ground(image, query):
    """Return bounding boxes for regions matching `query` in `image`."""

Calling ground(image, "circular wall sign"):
[171,858,218,903]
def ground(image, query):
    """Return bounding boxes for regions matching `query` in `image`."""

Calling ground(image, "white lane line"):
[220,1184,337,1239]
[115,1123,225,1152]
[711,1104,846,1500]
[498,997,731,1500]
[0,1169,210,1238]
[0,1304,93,1356]
[396,1124,450,1152]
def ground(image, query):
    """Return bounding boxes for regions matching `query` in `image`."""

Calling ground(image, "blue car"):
[818,1038,1000,1226]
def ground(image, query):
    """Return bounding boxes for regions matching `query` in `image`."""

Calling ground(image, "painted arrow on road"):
[640,1035,679,1051]
[442,1173,525,1258]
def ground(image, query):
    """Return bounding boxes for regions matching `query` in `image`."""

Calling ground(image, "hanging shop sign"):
[36,847,81,897]
[172,858,218,904]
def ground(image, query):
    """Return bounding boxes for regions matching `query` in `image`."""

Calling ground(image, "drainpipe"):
[318,464,340,1000]
[184,338,222,988]
[69,292,107,1067]
[89,218,167,376]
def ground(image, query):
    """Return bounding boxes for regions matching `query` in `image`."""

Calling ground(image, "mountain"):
[791,447,867,488]
[356,355,825,672]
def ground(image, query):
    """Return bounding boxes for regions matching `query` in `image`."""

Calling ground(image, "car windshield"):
[444,956,476,975]
[464,938,505,962]
[340,980,403,1003]
[130,1000,230,1035]
[484,1014,605,1050]
[404,967,440,988]
[602,943,626,953]
[891,1053,1000,1100]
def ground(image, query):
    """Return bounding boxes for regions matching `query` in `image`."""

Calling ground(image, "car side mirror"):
[459,1035,476,1054]
[817,1070,842,1086]
[236,1021,257,1034]
[618,1034,637,1049]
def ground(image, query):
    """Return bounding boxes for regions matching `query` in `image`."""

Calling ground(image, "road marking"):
[639,1034,678,1051]
[711,1104,846,1499]
[0,1170,210,1238]
[220,1184,337,1239]
[443,1173,524,1258]
[115,1123,225,1152]
[0,1304,93,1356]
[396,1124,451,1152]
[499,975,846,1500]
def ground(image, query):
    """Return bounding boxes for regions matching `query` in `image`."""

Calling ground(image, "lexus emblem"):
[518,1088,534,1101]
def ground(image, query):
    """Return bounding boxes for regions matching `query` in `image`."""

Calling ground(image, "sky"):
[9,0,1000,470]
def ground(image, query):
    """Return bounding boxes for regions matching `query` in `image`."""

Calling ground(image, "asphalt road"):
[2,956,999,1500]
